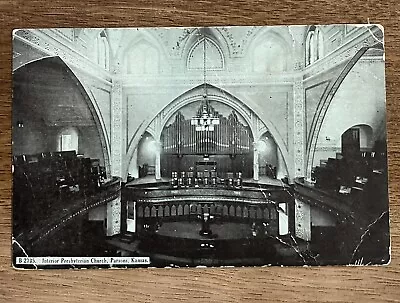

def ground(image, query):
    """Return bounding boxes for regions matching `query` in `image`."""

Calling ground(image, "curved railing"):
[125,183,293,237]
[293,177,355,222]
[15,177,121,248]
[127,186,291,204]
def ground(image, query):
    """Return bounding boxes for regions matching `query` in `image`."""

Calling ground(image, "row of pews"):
[311,145,387,196]
[13,151,108,232]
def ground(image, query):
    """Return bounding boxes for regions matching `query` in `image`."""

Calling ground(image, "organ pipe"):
[162,107,252,155]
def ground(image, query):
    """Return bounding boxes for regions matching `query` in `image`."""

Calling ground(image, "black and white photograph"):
[12,25,389,268]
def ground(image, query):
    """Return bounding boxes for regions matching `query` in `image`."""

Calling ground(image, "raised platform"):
[118,175,295,266]
[126,175,288,189]
[107,223,311,266]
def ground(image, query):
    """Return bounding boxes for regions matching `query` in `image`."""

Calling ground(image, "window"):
[96,30,110,70]
[187,37,224,70]
[305,26,324,66]
[60,134,72,151]
[58,127,79,152]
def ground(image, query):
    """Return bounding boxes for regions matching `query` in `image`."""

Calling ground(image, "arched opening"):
[306,45,383,177]
[96,30,110,71]
[125,83,291,181]
[12,57,109,170]
[57,127,79,152]
[341,124,373,158]
[305,26,324,66]
[136,132,158,178]
[257,132,288,179]
[159,100,253,179]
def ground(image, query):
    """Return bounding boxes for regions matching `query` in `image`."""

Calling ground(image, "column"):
[253,142,259,181]
[106,196,122,236]
[128,149,139,179]
[289,26,307,179]
[294,198,311,241]
[293,79,306,178]
[110,79,123,177]
[155,141,161,180]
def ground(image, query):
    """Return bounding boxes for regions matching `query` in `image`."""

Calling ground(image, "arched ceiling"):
[14,57,96,127]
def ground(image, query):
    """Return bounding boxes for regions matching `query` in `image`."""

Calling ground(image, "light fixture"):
[190,29,220,132]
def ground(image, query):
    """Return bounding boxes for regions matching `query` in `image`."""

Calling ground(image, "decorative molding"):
[120,72,298,88]
[314,146,341,152]
[12,51,21,58]
[107,196,121,236]
[217,26,259,57]
[293,79,305,177]
[111,79,123,177]
[306,43,376,178]
[303,27,382,80]
[52,29,75,42]
[13,30,112,85]
[294,198,311,241]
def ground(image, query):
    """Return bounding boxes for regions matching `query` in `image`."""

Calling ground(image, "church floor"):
[155,221,253,240]
[106,221,318,267]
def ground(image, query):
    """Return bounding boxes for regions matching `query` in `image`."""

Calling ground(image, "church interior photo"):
[12,25,390,267]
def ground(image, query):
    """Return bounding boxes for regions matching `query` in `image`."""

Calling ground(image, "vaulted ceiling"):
[13,57,96,127]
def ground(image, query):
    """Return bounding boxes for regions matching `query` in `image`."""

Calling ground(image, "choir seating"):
[170,170,242,188]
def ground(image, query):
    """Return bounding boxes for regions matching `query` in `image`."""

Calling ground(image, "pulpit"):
[199,212,213,237]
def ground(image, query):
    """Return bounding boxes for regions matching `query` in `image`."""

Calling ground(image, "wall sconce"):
[17,121,24,128]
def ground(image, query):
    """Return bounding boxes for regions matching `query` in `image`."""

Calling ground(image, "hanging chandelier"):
[190,30,220,132]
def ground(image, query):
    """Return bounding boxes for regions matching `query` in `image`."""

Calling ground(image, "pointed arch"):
[115,29,170,73]
[96,30,110,71]
[252,34,290,72]
[306,44,382,177]
[180,27,232,60]
[305,30,314,66]
[186,36,225,70]
[305,26,324,66]
[124,83,291,179]
[124,39,160,74]
[246,27,293,72]
[13,56,111,174]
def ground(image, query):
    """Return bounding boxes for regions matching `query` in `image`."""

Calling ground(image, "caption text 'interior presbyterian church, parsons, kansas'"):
[12,25,389,267]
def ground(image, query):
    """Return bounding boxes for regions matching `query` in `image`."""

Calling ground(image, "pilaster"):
[293,79,306,178]
[110,79,123,177]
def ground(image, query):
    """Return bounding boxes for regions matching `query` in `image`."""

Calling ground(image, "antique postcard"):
[12,25,389,268]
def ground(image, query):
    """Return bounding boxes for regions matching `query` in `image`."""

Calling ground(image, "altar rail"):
[124,184,293,236]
